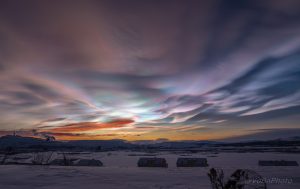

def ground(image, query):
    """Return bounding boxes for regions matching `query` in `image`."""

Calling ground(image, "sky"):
[0,0,300,141]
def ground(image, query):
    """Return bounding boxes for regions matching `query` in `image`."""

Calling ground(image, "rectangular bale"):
[137,157,168,168]
[258,160,299,166]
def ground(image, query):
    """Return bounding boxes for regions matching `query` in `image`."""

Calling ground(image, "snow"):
[0,152,299,189]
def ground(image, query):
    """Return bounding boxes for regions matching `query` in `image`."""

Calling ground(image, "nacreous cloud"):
[0,0,300,140]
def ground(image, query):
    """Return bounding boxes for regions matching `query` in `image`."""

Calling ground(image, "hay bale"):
[74,159,103,167]
[258,160,298,166]
[137,157,168,167]
[177,158,208,167]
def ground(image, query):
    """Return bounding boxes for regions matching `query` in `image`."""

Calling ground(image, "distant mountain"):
[0,135,299,151]
[0,135,133,151]
[221,136,300,147]
[0,135,60,149]
[223,136,300,143]
[67,139,133,149]
[145,140,223,149]
[279,136,300,141]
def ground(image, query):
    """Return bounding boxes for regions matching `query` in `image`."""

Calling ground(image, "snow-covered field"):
[0,151,299,189]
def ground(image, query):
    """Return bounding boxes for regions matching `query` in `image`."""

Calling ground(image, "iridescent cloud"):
[0,0,300,140]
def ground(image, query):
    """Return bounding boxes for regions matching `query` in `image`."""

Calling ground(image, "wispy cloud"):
[43,119,134,133]
[0,0,300,140]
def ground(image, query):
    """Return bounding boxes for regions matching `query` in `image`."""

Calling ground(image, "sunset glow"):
[0,0,300,141]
